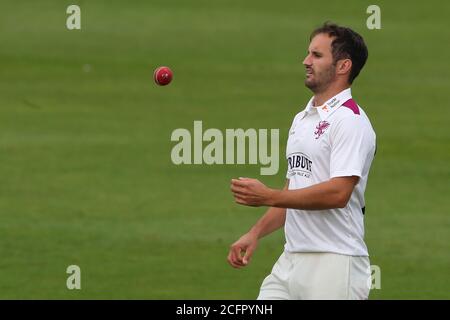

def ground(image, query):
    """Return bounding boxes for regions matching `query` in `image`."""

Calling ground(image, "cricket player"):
[228,22,376,300]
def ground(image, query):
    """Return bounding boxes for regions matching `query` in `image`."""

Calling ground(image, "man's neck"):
[312,84,350,107]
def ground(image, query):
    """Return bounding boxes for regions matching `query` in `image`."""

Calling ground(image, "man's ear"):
[337,59,352,76]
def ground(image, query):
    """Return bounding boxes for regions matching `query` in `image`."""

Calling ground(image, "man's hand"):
[227,232,259,268]
[231,177,276,207]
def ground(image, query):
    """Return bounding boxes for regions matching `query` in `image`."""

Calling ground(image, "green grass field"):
[0,0,449,299]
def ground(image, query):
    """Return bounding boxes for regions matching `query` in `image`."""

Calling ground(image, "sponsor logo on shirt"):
[287,152,312,178]
[327,97,340,109]
[314,120,330,139]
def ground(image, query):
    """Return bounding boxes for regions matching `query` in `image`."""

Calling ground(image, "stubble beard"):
[304,64,337,94]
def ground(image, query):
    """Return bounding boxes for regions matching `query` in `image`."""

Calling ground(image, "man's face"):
[303,33,337,93]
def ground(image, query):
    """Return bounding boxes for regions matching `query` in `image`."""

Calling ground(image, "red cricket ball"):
[154,66,173,86]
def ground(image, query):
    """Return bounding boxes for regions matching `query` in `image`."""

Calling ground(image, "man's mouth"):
[306,69,313,77]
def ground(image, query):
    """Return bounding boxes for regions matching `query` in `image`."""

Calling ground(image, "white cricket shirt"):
[284,88,376,256]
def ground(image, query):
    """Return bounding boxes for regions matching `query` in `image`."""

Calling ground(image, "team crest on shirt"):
[314,120,330,139]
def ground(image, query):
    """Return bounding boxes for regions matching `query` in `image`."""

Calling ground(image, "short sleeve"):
[330,116,375,178]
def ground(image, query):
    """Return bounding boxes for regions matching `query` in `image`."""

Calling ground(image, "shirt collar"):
[302,88,352,120]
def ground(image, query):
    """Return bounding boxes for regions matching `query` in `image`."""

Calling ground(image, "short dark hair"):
[310,22,368,84]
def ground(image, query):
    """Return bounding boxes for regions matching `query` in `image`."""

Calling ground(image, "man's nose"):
[303,54,312,67]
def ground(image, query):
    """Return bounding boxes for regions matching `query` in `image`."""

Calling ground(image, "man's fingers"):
[228,249,245,268]
[227,251,239,268]
[242,247,255,265]
[234,194,259,207]
[230,185,247,195]
[227,251,243,268]
[230,259,244,268]
[231,179,249,188]
[234,196,248,205]
[231,245,244,264]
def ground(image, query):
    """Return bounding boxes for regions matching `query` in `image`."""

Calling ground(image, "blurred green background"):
[0,0,449,299]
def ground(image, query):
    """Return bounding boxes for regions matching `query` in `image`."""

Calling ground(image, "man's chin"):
[304,79,317,90]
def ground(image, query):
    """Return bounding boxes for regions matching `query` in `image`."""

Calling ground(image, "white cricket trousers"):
[257,251,371,300]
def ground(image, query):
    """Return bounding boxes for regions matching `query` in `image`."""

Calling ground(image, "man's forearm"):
[270,177,358,210]
[249,206,286,239]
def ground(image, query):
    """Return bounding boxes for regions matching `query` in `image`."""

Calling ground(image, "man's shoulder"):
[290,108,306,124]
[331,99,371,123]
[336,98,362,117]
[328,101,376,140]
